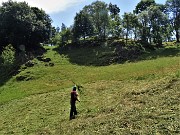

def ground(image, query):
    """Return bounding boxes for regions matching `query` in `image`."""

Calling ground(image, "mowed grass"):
[0,45,180,134]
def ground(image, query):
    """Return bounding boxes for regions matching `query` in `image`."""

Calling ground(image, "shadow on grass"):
[139,47,180,60]
[53,43,117,66]
[0,63,21,88]
[54,42,180,67]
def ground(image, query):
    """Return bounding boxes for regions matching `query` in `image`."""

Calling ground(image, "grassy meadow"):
[0,44,180,134]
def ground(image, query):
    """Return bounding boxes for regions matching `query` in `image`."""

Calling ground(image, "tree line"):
[0,0,179,54]
[51,0,179,47]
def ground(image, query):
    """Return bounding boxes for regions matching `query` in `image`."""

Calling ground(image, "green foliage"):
[1,44,15,67]
[71,1,123,42]
[82,1,110,38]
[123,12,137,44]
[137,10,149,44]
[136,4,169,47]
[0,0,52,51]
[108,3,120,17]
[60,28,72,45]
[109,15,122,38]
[165,0,180,42]
[0,44,16,84]
[73,11,94,41]
[51,33,61,45]
[135,0,156,14]
[0,0,179,52]
[148,5,169,46]
[61,23,66,31]
[50,0,178,49]
[50,24,72,46]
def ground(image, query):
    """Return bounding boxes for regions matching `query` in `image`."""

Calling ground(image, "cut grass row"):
[0,76,179,134]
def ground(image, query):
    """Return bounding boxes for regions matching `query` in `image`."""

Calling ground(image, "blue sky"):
[0,0,167,28]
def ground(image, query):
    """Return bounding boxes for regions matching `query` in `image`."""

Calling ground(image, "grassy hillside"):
[0,44,180,134]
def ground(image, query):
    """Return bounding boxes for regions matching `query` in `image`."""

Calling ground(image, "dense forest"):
[0,0,179,72]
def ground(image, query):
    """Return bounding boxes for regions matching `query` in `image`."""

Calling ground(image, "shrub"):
[1,44,15,68]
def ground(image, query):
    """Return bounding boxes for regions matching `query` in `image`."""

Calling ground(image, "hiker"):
[70,85,80,120]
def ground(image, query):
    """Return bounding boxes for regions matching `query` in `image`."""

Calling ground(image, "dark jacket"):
[70,91,79,104]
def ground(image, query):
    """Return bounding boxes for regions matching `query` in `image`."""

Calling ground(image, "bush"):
[1,44,15,68]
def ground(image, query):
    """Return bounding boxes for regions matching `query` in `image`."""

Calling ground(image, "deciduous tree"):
[0,0,52,52]
[166,0,180,42]
[73,11,94,41]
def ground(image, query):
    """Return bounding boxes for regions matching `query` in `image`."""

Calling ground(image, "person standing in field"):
[70,85,80,120]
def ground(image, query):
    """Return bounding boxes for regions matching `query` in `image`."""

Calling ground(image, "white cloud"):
[0,0,84,14]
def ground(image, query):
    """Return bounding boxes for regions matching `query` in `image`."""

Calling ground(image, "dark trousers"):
[70,103,77,119]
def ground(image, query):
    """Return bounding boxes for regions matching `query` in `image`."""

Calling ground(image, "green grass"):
[0,45,180,134]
